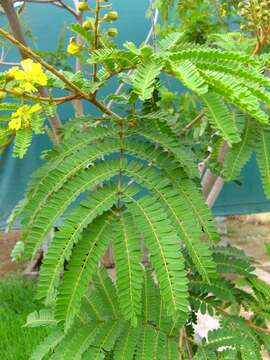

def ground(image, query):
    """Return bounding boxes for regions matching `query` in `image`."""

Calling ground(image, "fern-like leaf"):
[124,186,189,320]
[23,142,120,259]
[202,92,241,145]
[113,322,140,360]
[136,125,199,178]
[125,140,219,242]
[93,269,119,318]
[55,210,116,328]
[30,329,64,360]
[255,124,270,198]
[38,184,118,303]
[169,48,259,66]
[13,128,32,159]
[133,60,163,101]
[201,70,269,123]
[135,324,158,360]
[167,339,179,360]
[51,323,100,360]
[170,60,208,95]
[123,160,217,282]
[223,119,255,180]
[24,309,57,328]
[113,212,143,326]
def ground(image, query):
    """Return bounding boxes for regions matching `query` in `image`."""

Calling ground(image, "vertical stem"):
[92,0,101,84]
[72,0,84,116]
[178,329,184,360]
[183,329,193,360]
[0,0,62,144]
[149,0,157,50]
[117,120,125,198]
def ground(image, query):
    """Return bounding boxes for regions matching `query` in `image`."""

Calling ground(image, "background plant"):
[2,0,270,359]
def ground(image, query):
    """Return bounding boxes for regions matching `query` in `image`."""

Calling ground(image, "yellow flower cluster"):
[8,59,47,92]
[8,103,41,131]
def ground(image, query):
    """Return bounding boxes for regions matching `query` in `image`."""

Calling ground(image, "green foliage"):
[27,247,270,359]
[0,277,50,360]
[133,60,163,101]
[201,91,240,146]
[4,0,270,358]
[28,271,185,360]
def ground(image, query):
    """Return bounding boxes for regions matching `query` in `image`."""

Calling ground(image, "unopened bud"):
[78,2,90,11]
[107,27,118,37]
[103,11,118,22]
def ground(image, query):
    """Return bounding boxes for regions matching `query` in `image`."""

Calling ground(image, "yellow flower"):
[8,59,47,93]
[67,38,82,55]
[8,117,21,131]
[221,8,227,17]
[9,103,41,131]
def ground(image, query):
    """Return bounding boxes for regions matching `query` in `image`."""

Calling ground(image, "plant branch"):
[0,27,86,96]
[178,329,184,360]
[0,27,122,119]
[0,0,62,144]
[55,0,78,17]
[181,110,206,134]
[72,0,84,116]
[183,329,193,359]
[92,0,101,83]
[0,87,81,104]
[19,0,78,16]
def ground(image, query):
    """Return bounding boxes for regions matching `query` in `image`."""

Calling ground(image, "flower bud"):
[5,72,14,82]
[107,27,118,37]
[78,2,90,11]
[82,20,93,30]
[103,11,118,22]
[0,91,6,100]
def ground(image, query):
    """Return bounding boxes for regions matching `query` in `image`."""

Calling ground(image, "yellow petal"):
[22,82,38,92]
[8,117,21,130]
[37,73,48,86]
[30,103,41,113]
[67,42,82,55]
[21,59,34,73]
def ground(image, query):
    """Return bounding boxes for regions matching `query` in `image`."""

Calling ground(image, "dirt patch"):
[1,214,270,276]
[225,213,270,270]
[0,230,22,276]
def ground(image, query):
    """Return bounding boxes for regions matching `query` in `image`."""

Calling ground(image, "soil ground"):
[225,213,270,271]
[0,230,22,276]
[2,214,270,276]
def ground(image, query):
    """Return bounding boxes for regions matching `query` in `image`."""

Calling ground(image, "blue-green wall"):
[0,1,269,228]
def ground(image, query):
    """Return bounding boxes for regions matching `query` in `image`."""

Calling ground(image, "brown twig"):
[181,110,206,134]
[0,27,122,119]
[92,0,101,83]
[0,88,81,104]
[178,329,184,360]
[72,0,84,116]
[19,0,78,16]
[0,27,86,96]
[55,0,78,17]
[183,329,193,359]
[0,0,62,144]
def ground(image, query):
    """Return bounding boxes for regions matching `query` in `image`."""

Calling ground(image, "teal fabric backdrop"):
[0,1,269,228]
